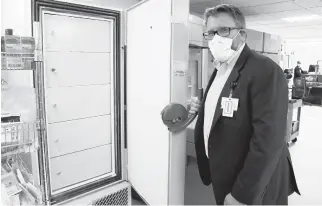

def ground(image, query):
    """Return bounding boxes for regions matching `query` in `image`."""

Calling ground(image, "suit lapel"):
[209,45,252,133]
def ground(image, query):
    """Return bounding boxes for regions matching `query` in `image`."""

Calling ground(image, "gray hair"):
[204,4,246,29]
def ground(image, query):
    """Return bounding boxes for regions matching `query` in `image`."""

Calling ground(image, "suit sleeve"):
[231,65,289,204]
[294,67,301,77]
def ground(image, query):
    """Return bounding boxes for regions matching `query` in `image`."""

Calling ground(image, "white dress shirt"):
[203,43,245,157]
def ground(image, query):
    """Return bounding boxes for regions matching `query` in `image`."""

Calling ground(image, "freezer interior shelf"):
[1,121,39,158]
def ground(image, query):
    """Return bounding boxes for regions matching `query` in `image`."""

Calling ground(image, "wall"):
[285,40,322,71]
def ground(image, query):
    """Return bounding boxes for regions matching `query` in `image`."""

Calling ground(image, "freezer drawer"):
[50,144,113,192]
[47,115,112,158]
[46,84,111,123]
[44,51,111,88]
[43,13,111,52]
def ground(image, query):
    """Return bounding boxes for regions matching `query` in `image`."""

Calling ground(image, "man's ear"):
[240,30,247,41]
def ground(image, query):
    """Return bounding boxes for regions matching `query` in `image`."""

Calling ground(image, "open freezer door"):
[126,0,190,205]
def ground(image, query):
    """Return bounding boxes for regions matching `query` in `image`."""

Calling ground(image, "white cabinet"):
[264,33,282,54]
[50,144,112,192]
[44,52,111,88]
[47,115,112,158]
[188,15,206,47]
[245,29,264,52]
[45,85,111,123]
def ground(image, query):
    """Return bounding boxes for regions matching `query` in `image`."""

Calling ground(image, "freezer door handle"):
[161,88,203,133]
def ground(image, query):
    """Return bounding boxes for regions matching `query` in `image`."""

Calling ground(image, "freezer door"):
[34,1,123,203]
[126,0,189,205]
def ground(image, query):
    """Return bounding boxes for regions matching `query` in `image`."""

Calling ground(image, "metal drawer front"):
[46,85,111,123]
[47,115,112,158]
[50,144,113,192]
[45,52,111,88]
[43,13,111,53]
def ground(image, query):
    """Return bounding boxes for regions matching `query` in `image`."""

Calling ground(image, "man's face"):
[206,13,245,50]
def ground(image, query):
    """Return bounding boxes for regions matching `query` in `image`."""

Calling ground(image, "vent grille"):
[91,188,129,206]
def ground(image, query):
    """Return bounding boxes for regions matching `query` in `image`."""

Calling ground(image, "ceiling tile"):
[238,7,260,15]
[309,6,322,14]
[190,1,222,14]
[190,0,221,6]
[246,22,263,27]
[267,9,312,18]
[245,14,277,21]
[274,18,322,27]
[222,0,293,8]
[292,0,322,8]
[252,19,289,25]
[245,2,302,14]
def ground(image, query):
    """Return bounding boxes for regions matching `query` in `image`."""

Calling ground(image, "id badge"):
[221,97,239,117]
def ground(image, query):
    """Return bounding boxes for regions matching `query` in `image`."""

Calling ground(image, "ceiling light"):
[282,15,322,22]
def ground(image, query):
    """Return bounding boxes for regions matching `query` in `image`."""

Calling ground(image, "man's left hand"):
[224,193,246,205]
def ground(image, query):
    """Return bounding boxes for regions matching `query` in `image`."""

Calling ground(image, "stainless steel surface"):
[201,48,210,90]
[91,187,129,205]
[1,121,39,158]
[58,181,131,205]
[34,60,51,204]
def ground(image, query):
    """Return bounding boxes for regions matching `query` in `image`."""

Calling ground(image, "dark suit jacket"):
[294,66,304,78]
[194,45,300,205]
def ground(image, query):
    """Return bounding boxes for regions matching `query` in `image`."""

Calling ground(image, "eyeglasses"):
[203,27,241,40]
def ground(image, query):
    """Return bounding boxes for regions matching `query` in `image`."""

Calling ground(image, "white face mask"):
[208,33,238,63]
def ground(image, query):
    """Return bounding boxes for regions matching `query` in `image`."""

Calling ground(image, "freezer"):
[32,0,193,205]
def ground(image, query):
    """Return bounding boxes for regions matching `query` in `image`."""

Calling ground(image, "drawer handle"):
[51,68,56,72]
[57,172,62,176]
[52,104,57,108]
[54,139,59,143]
[51,31,55,36]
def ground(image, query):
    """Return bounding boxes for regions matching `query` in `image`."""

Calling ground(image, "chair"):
[292,77,310,103]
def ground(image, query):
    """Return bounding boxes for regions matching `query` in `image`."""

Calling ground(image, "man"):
[294,61,304,78]
[191,4,300,205]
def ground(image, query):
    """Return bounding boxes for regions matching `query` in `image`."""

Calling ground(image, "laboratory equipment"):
[29,0,191,205]
[1,30,41,205]
[285,99,302,146]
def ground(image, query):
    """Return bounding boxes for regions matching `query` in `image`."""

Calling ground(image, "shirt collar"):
[214,43,246,71]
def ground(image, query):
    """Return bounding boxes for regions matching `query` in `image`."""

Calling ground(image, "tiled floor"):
[131,105,322,205]
[288,105,322,205]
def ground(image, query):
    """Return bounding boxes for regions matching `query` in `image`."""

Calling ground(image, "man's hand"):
[189,96,201,115]
[224,193,246,205]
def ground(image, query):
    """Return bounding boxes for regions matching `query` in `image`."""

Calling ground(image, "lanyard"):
[229,72,240,98]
